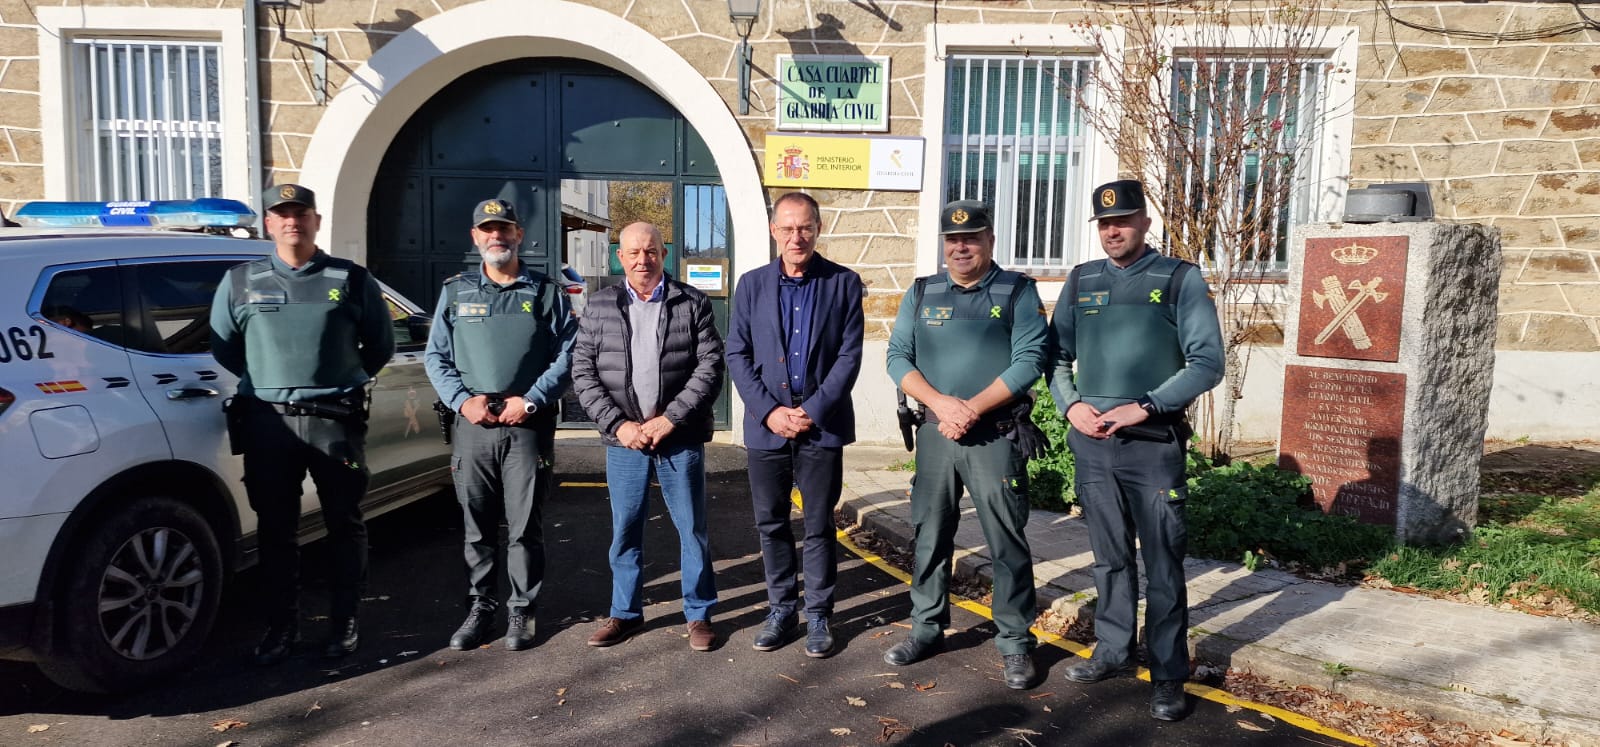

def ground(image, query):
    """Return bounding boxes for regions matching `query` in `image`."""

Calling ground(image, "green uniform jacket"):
[209,250,394,402]
[886,265,1048,401]
[1047,248,1224,415]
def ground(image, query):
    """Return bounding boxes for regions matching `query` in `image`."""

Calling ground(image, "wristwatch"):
[1134,396,1157,415]
[523,400,538,414]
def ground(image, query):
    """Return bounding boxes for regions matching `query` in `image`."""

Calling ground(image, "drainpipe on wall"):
[244,0,266,233]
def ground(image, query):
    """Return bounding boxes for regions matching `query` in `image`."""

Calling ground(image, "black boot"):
[253,622,298,666]
[450,598,497,651]
[323,617,359,658]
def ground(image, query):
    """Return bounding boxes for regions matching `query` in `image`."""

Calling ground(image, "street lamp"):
[728,0,762,115]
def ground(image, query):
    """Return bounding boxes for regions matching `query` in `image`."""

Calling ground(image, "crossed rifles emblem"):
[1311,243,1387,350]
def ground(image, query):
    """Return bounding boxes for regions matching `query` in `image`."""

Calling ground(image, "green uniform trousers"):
[451,417,553,614]
[907,423,1037,654]
[1067,426,1190,681]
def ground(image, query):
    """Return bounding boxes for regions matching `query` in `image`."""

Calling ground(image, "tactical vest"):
[231,256,366,390]
[911,269,1030,399]
[1069,256,1194,399]
[445,271,559,396]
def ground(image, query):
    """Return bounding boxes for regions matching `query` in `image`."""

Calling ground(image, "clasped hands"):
[460,394,533,426]
[764,406,813,440]
[616,417,676,450]
[926,393,982,441]
[1067,400,1150,440]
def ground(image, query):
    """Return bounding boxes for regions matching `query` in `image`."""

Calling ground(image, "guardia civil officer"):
[882,200,1048,690]
[1048,179,1223,721]
[210,184,395,664]
[425,199,577,651]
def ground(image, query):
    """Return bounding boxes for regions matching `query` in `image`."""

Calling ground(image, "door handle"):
[166,386,220,400]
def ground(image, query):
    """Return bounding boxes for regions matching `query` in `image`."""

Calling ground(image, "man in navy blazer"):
[727,192,864,658]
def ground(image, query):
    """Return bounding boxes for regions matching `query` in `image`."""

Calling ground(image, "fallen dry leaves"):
[209,719,248,733]
[27,724,48,733]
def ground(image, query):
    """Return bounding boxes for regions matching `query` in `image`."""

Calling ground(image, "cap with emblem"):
[263,183,316,212]
[472,199,520,228]
[1088,179,1146,221]
[939,200,993,235]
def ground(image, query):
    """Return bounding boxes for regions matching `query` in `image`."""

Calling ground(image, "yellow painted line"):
[813,490,1369,746]
[559,481,609,488]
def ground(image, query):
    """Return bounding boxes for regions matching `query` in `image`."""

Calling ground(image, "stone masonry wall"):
[1,0,1596,349]
[1341,1,1600,351]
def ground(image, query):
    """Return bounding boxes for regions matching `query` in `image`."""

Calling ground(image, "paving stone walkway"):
[839,445,1600,746]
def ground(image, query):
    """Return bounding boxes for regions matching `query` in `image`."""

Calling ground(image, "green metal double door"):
[368,59,732,428]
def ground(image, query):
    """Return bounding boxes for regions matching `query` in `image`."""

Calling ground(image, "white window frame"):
[920,25,1120,280]
[37,7,251,202]
[922,22,1355,287]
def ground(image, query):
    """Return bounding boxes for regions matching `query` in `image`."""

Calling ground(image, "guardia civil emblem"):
[1100,188,1116,207]
[950,209,969,225]
[280,185,296,200]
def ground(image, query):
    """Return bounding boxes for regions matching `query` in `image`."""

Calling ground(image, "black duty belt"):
[256,396,364,421]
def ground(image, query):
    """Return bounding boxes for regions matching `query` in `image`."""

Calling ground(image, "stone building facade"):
[0,0,1594,442]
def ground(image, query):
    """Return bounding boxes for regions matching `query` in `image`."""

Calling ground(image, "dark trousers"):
[748,440,844,617]
[240,401,369,625]
[1067,427,1190,681]
[908,424,1037,655]
[452,419,551,614]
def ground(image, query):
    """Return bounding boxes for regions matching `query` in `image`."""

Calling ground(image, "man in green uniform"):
[210,184,395,664]
[425,198,577,652]
[883,200,1048,690]
[1048,179,1224,721]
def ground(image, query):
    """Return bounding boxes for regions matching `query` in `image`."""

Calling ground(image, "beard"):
[480,245,514,268]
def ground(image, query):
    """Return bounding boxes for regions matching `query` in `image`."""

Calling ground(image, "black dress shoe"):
[1063,657,1132,684]
[323,617,359,658]
[804,614,834,659]
[752,611,797,651]
[253,623,298,666]
[451,602,497,651]
[1150,679,1189,721]
[882,636,944,666]
[505,612,535,651]
[1002,653,1037,690]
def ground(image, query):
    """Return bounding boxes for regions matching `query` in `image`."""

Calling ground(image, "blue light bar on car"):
[13,199,258,230]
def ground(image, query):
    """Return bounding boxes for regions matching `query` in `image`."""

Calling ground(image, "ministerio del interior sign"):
[764,133,924,192]
[776,54,890,132]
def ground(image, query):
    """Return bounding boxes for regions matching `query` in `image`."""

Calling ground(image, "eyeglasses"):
[774,225,817,239]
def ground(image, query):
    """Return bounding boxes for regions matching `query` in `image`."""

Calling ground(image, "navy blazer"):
[727,254,865,450]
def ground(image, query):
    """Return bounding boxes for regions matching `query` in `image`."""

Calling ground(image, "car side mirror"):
[405,313,432,343]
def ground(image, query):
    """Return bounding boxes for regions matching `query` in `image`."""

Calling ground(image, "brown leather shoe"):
[686,620,716,651]
[587,616,644,647]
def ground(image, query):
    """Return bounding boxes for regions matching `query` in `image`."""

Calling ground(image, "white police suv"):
[0,200,450,692]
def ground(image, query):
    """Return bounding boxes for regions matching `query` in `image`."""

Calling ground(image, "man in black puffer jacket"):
[572,221,725,653]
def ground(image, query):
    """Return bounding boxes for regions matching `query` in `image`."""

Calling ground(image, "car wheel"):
[37,496,223,693]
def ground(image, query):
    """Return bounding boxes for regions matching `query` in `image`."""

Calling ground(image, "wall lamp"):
[728,0,762,115]
[257,0,329,105]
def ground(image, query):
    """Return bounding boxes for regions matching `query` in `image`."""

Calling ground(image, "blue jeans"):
[605,443,717,621]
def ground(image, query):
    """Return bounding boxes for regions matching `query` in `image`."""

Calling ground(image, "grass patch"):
[885,457,916,472]
[1368,485,1600,616]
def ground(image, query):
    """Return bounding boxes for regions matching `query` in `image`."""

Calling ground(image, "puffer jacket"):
[571,277,724,449]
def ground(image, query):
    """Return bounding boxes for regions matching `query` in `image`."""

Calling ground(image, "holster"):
[432,400,456,445]
[895,389,919,452]
[222,396,246,455]
[1114,414,1190,443]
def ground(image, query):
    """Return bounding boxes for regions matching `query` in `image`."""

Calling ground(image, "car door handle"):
[166,386,220,400]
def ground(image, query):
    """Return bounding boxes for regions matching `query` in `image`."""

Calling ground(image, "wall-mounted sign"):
[764,134,924,191]
[776,54,890,132]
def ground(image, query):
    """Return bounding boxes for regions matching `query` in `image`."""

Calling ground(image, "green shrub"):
[1027,380,1076,511]
[1184,462,1393,569]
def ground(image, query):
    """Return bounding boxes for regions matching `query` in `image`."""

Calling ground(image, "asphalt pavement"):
[0,435,1346,746]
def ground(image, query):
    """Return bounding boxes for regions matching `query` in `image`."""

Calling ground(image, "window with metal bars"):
[1167,56,1329,274]
[942,55,1096,274]
[73,38,224,201]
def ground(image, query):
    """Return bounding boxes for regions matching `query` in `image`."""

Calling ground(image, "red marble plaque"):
[1278,365,1406,525]
[1297,236,1408,362]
